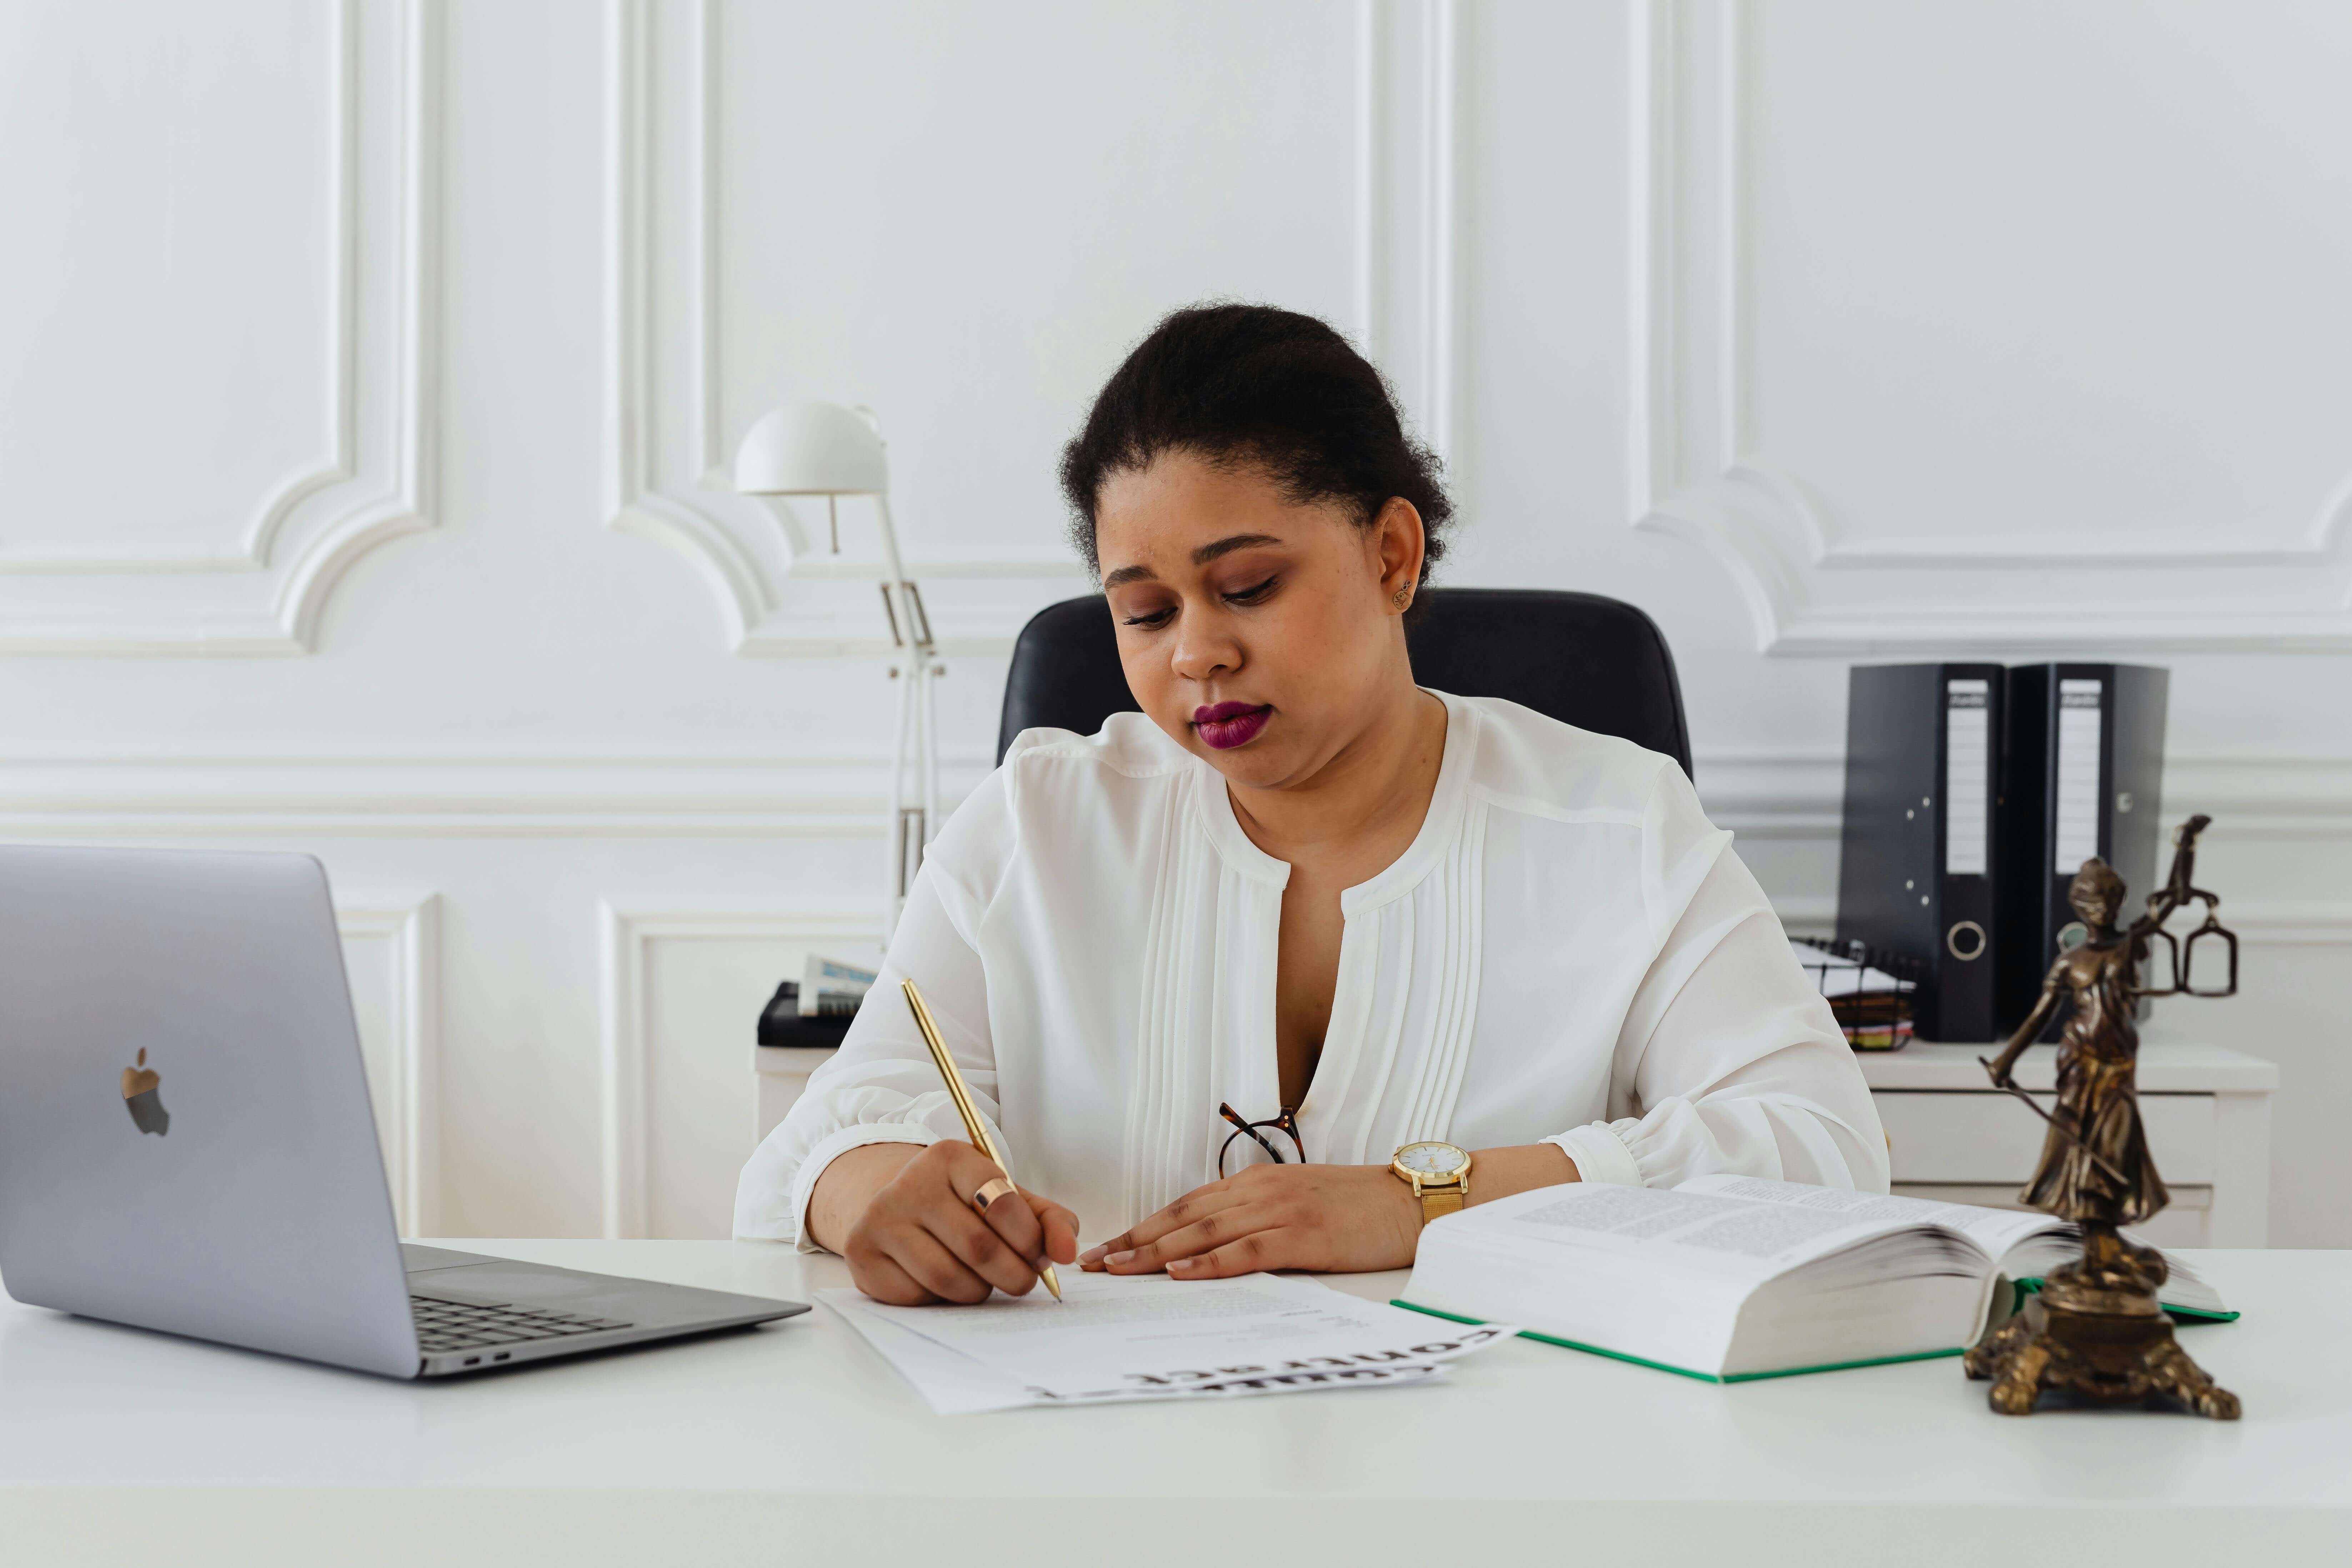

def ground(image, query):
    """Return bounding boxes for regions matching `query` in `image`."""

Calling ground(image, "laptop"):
[0,845,807,1379]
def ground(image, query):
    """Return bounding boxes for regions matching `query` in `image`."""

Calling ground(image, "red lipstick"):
[1193,701,1272,750]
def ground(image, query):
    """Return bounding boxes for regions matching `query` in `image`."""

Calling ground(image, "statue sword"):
[1974,1058,2136,1188]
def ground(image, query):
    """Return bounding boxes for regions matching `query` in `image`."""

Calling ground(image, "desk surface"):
[4,1241,2347,1566]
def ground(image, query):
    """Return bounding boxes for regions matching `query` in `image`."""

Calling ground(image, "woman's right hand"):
[809,1140,1080,1306]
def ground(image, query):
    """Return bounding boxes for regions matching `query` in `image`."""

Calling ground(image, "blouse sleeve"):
[1543,764,1892,1194]
[731,808,1011,1249]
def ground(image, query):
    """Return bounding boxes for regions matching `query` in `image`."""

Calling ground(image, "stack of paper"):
[822,1270,1517,1413]
[1788,939,1915,1049]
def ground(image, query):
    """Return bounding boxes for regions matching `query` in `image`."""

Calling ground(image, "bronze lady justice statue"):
[1964,815,2241,1417]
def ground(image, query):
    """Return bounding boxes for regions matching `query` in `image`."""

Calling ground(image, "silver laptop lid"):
[0,846,420,1378]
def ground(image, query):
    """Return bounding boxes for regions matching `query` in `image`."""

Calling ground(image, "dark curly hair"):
[1059,303,1453,604]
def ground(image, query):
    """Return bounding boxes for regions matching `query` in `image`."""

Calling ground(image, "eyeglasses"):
[1217,1102,1304,1177]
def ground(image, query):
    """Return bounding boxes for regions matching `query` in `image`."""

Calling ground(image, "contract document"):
[822,1270,1517,1413]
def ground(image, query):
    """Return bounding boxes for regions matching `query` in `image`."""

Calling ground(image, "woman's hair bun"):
[1059,303,1452,599]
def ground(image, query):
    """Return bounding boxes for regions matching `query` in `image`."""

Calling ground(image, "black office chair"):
[996,587,1693,779]
[760,587,1692,1048]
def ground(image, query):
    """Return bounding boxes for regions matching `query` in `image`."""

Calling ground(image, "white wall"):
[5,0,2347,1244]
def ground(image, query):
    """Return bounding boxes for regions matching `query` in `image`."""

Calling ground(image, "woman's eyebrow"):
[1102,534,1283,590]
[1192,533,1282,565]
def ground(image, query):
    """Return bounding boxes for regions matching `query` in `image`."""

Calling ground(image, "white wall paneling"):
[604,0,1466,655]
[337,893,443,1237]
[600,902,880,1239]
[602,0,1082,657]
[0,0,439,654]
[10,2,2350,1247]
[1631,0,2352,654]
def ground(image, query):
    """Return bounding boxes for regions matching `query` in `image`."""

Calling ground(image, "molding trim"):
[0,751,996,838]
[1708,748,2352,947]
[598,901,880,1239]
[1360,0,1463,469]
[5,749,2344,843]
[0,0,360,577]
[1353,0,1381,352]
[2212,904,2352,947]
[0,0,440,655]
[1770,893,2352,949]
[1697,750,2352,845]
[1629,0,2352,654]
[336,892,442,1235]
[601,0,1080,659]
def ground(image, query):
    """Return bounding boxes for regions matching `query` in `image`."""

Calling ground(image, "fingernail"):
[1079,1245,1107,1265]
[1169,1258,1197,1273]
[1106,1249,1134,1267]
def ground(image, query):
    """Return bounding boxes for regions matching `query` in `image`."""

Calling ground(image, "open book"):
[1396,1176,2232,1383]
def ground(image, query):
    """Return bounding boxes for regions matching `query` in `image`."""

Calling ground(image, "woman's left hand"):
[1078,1163,1422,1278]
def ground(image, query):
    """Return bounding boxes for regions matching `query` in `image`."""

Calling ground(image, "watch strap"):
[1418,1183,1466,1224]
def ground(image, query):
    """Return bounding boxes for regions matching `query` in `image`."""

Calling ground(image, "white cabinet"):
[1858,1040,2278,1248]
[752,1046,837,1152]
[755,1039,2280,1249]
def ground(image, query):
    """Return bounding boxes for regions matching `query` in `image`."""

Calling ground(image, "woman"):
[736,304,1887,1305]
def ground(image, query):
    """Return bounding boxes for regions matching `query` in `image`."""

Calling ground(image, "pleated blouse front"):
[737,691,1888,1249]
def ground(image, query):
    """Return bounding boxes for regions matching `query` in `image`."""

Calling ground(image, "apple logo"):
[120,1048,170,1136]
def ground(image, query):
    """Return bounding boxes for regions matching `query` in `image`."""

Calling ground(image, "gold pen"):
[901,978,1063,1302]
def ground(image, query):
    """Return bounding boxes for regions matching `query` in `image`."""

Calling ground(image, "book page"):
[1495,1184,1914,1275]
[1678,1177,2233,1315]
[1679,1175,2059,1261]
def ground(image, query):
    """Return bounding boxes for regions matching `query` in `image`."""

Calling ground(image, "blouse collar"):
[1190,689,1478,913]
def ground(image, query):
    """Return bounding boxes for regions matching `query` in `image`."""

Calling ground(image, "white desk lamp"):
[733,401,937,934]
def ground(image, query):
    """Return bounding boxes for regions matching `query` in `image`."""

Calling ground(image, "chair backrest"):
[996,587,1693,779]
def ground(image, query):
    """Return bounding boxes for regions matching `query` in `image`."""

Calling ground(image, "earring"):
[1392,587,1412,608]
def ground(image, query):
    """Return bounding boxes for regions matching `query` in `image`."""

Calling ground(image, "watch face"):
[1395,1142,1467,1178]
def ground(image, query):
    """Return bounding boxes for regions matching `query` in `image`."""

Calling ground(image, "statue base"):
[1963,1229,2239,1419]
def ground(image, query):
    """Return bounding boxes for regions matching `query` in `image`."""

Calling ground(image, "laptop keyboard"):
[410,1293,635,1355]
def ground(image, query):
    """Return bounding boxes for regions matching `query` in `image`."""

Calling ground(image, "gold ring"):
[970,1177,1017,1212]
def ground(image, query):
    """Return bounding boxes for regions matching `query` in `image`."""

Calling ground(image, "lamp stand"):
[872,496,937,937]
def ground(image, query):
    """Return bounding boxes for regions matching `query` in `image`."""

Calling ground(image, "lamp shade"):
[733,401,889,496]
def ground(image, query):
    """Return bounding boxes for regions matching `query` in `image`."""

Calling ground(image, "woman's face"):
[1093,450,1424,792]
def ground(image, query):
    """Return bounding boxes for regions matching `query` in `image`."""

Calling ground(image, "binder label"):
[2055,679,2104,873]
[1944,679,1990,877]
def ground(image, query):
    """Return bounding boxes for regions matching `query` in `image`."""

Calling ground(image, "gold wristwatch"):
[1390,1141,1472,1225]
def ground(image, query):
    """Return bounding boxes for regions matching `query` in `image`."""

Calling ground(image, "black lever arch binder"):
[1996,664,2169,1039]
[1836,664,2006,1043]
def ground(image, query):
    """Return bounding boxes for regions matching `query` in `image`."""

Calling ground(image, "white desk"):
[4,1241,2347,1566]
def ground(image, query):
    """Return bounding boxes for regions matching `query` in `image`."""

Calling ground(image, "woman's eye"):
[1224,576,1277,604]
[1120,606,1176,629]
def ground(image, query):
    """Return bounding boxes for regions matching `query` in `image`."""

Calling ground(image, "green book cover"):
[1394,1289,2238,1383]
[1392,1300,1966,1384]
[2009,1278,2240,1324]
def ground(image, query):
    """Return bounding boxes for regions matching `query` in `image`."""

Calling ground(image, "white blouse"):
[736,691,1888,1248]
